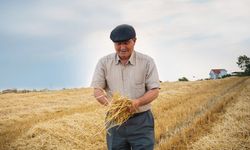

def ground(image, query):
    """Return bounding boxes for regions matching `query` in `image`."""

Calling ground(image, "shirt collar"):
[115,51,136,65]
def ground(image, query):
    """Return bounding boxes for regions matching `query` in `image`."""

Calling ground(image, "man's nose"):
[120,44,126,50]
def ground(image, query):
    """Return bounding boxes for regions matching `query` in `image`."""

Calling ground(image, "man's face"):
[114,38,136,60]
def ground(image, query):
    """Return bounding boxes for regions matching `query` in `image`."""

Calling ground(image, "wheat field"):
[0,77,249,150]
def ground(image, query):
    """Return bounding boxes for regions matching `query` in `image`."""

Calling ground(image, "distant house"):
[209,69,227,79]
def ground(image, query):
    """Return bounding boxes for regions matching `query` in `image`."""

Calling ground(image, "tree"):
[178,77,189,81]
[237,55,250,75]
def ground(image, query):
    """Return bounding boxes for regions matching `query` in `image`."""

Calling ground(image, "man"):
[91,24,160,150]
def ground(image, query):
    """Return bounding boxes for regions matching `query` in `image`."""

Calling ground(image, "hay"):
[105,93,135,131]
[1,77,249,149]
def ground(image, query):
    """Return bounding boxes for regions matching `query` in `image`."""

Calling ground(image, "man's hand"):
[128,99,140,113]
[127,88,159,113]
[94,88,110,106]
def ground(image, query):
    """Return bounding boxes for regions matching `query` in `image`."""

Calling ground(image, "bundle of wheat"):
[105,93,135,131]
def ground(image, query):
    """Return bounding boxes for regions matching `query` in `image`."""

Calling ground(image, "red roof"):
[211,69,226,75]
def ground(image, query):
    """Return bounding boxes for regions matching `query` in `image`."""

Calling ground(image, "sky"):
[0,0,250,90]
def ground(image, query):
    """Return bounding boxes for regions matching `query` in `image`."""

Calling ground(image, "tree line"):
[178,54,250,81]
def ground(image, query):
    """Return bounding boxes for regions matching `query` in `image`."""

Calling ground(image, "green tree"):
[178,77,189,81]
[237,55,250,75]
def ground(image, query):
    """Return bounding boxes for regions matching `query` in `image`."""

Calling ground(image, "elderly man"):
[91,24,160,150]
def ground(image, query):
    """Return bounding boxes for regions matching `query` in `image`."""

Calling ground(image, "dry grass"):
[9,112,106,150]
[188,79,250,150]
[154,77,249,149]
[0,77,249,150]
[105,93,134,131]
[0,88,100,150]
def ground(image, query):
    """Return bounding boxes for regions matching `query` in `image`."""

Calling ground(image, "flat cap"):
[110,24,136,42]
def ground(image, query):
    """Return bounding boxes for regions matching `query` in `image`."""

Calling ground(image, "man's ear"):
[133,37,137,43]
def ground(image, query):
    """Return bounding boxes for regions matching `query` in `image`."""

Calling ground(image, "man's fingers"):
[128,103,138,113]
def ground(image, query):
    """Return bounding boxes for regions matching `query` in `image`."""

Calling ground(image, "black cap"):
[110,24,136,42]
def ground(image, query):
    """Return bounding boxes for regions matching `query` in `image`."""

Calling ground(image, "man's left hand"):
[128,100,140,113]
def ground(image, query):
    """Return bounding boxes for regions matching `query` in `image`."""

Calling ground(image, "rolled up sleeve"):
[145,59,160,91]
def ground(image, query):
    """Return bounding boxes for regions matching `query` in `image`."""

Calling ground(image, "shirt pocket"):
[133,82,145,98]
[135,82,145,89]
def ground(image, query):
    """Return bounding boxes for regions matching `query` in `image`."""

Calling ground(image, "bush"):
[222,74,232,78]
[2,89,18,94]
[178,77,189,81]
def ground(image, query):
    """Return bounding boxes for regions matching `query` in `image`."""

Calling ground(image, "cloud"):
[1,0,250,89]
[117,0,250,81]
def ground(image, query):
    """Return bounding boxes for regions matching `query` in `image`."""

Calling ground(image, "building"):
[209,69,227,79]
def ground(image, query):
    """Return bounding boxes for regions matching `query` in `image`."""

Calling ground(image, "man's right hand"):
[93,88,110,106]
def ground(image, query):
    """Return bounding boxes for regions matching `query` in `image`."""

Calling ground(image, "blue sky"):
[0,0,250,90]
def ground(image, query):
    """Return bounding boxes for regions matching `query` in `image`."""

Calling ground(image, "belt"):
[130,110,150,119]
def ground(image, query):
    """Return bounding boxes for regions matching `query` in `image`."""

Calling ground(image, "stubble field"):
[0,77,249,150]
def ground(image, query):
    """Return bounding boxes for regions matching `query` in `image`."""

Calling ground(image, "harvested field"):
[0,77,249,150]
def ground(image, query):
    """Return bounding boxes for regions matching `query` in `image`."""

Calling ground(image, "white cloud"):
[1,0,250,88]
[81,0,250,82]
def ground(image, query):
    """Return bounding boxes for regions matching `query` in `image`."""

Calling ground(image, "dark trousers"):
[106,110,155,150]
